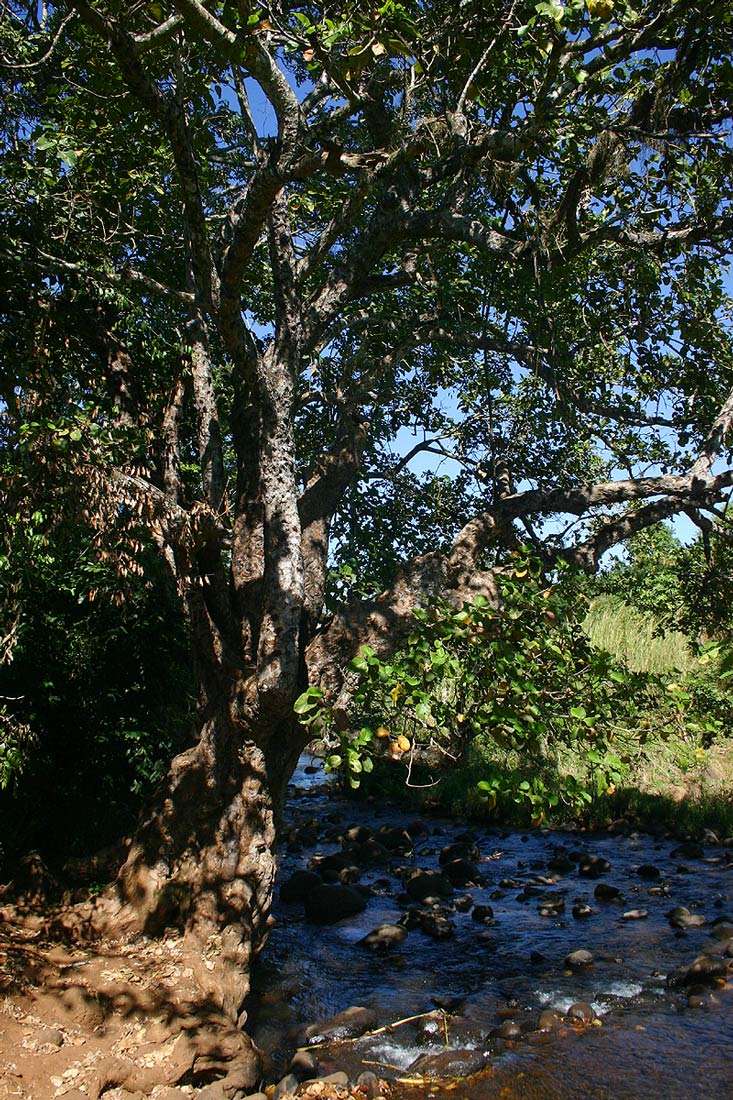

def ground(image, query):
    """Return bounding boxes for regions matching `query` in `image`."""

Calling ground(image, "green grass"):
[583,596,694,674]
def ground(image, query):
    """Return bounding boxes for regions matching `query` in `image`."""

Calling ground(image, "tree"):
[2,0,733,1058]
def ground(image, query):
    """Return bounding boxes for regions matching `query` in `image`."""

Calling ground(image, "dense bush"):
[0,517,192,871]
[297,554,733,823]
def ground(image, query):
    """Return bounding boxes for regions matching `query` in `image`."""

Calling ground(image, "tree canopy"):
[2,0,733,1047]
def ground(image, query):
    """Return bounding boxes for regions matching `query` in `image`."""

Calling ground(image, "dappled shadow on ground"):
[0,904,259,1100]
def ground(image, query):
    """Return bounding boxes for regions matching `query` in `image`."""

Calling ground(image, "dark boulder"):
[280,869,322,904]
[303,884,366,924]
[405,869,452,901]
[439,840,480,865]
[578,854,610,878]
[667,954,728,987]
[594,883,621,901]
[443,859,480,887]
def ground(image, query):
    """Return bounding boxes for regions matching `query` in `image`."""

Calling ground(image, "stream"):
[249,757,733,1098]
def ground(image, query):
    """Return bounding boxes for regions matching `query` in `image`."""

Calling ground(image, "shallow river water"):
[250,758,733,1098]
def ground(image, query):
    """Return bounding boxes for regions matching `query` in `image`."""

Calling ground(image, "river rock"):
[709,918,733,940]
[419,910,455,939]
[539,894,565,917]
[409,1048,486,1077]
[564,948,594,970]
[687,988,716,1010]
[672,842,704,860]
[406,820,429,838]
[667,954,728,987]
[567,1002,595,1024]
[594,883,621,901]
[280,870,323,904]
[454,893,473,912]
[471,904,494,923]
[311,852,352,875]
[273,1073,300,1099]
[667,906,706,930]
[318,1072,350,1086]
[549,855,576,874]
[377,825,413,850]
[303,884,366,924]
[443,858,480,887]
[578,854,610,878]
[440,840,480,865]
[622,908,648,921]
[572,902,593,919]
[356,1071,381,1098]
[537,1009,564,1031]
[406,869,452,901]
[360,923,407,951]
[300,1006,378,1045]
[344,825,372,844]
[289,1050,319,1080]
[494,1019,522,1040]
[637,864,661,880]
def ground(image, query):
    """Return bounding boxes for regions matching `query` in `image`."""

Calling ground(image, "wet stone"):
[409,1048,487,1078]
[273,1073,300,1099]
[300,1006,378,1045]
[360,923,407,952]
[578,854,611,878]
[638,864,661,880]
[668,954,728,987]
[440,840,480,865]
[356,1071,381,1098]
[418,909,455,939]
[290,1050,319,1080]
[667,906,706,930]
[566,1002,595,1025]
[572,902,594,919]
[672,842,705,860]
[594,883,621,901]
[406,869,453,901]
[565,948,594,970]
[494,1019,523,1040]
[443,858,481,887]
[318,1071,350,1086]
[303,884,367,924]
[471,904,494,924]
[538,1009,564,1031]
[281,870,322,904]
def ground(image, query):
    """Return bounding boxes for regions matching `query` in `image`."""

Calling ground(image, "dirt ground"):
[0,905,260,1100]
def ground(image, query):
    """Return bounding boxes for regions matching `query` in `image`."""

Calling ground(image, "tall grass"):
[583,596,694,674]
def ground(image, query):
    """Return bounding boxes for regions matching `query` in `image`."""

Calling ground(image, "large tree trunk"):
[115,715,276,1020]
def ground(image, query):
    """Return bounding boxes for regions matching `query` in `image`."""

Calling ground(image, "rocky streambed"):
[247,758,733,1099]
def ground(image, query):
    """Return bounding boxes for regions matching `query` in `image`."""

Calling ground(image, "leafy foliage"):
[297,553,732,819]
[0,517,192,867]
